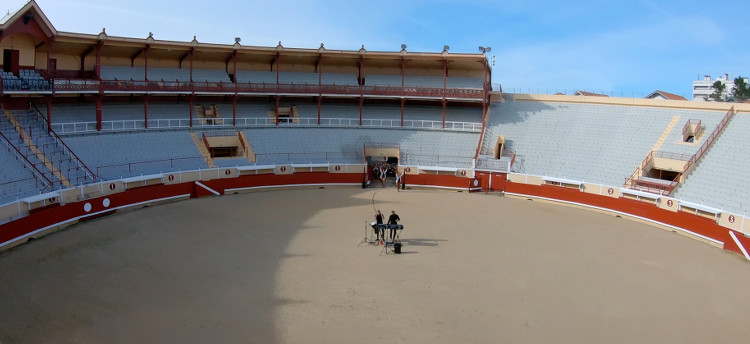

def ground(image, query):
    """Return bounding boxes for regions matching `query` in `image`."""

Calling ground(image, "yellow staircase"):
[650,115,680,152]
[624,115,680,188]
[238,131,256,163]
[4,110,71,188]
[190,132,216,168]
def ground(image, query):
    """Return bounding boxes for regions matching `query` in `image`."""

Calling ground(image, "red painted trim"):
[504,182,739,254]
[0,183,194,245]
[404,174,472,189]
[1,170,746,260]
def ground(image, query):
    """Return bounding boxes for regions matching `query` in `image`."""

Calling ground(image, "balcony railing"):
[44,79,485,100]
[50,117,483,135]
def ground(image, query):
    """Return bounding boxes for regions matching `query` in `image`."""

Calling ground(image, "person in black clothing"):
[387,210,400,240]
[373,210,384,241]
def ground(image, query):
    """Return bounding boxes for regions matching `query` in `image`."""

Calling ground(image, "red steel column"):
[232,95,237,126]
[443,58,448,91]
[95,41,102,80]
[46,98,52,133]
[318,55,323,125]
[401,58,405,88]
[359,97,363,126]
[95,95,102,131]
[275,96,280,125]
[144,45,150,81]
[400,98,405,127]
[144,95,149,129]
[189,94,194,128]
[317,96,322,125]
[442,100,447,129]
[189,48,195,82]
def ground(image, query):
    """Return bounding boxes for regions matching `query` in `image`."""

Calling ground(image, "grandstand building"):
[1,1,750,261]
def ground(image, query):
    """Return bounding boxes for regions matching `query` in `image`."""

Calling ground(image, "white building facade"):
[693,74,747,101]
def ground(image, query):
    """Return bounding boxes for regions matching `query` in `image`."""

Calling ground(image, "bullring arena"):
[2,2,750,343]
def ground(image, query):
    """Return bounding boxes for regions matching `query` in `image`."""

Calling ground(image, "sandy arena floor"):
[1,187,750,343]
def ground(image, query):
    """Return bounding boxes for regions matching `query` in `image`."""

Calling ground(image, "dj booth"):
[359,222,404,254]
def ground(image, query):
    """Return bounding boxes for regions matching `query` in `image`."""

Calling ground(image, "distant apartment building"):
[692,74,747,101]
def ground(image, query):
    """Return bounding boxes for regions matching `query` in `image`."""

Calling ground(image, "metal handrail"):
[50,78,485,100]
[682,107,734,173]
[50,117,483,135]
[0,129,54,188]
[28,103,97,181]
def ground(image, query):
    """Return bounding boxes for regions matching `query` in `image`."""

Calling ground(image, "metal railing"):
[47,78,485,100]
[50,117,483,135]
[654,151,693,161]
[96,157,207,179]
[28,103,97,182]
[682,119,701,137]
[681,107,734,175]
[0,129,53,190]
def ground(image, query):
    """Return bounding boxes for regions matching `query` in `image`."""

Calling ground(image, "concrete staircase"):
[3,110,71,188]
[190,132,216,168]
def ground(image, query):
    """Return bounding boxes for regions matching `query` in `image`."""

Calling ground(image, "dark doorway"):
[3,49,20,74]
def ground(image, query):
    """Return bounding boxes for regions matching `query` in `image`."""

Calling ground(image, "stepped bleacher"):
[672,114,750,215]
[1,70,51,91]
[483,99,679,185]
[0,136,48,205]
[100,66,230,82]
[1,111,66,190]
[656,111,726,156]
[244,127,478,167]
[62,131,208,180]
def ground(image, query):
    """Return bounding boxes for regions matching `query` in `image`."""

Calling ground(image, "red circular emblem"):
[280,166,287,172]
[729,215,736,223]
[667,200,673,207]
[225,169,231,175]
[607,188,614,195]
[335,165,341,171]
[109,183,116,190]
[461,170,467,176]
[405,167,411,173]
[168,174,175,181]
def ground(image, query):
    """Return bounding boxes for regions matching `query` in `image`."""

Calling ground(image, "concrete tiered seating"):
[672,114,750,215]
[446,76,484,89]
[11,110,95,186]
[101,66,229,82]
[188,69,231,83]
[405,75,444,88]
[365,74,401,87]
[214,157,251,168]
[46,104,97,123]
[657,111,727,156]
[483,99,678,185]
[244,127,478,167]
[1,70,51,90]
[321,73,357,85]
[0,141,44,205]
[63,131,208,180]
[234,70,277,84]
[101,66,145,80]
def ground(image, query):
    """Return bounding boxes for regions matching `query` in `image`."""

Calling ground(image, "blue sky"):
[5,0,750,99]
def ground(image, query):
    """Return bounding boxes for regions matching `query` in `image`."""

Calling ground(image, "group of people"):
[371,162,394,187]
[369,162,405,190]
[373,209,401,242]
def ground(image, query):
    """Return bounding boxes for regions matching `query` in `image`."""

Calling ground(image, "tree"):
[709,80,726,101]
[732,77,750,101]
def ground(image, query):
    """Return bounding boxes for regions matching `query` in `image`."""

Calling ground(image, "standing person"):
[374,210,385,242]
[387,210,401,240]
[396,169,404,192]
[379,164,387,187]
